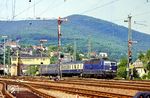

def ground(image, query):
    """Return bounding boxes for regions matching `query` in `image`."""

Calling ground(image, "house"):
[5,41,20,48]
[10,53,50,76]
[133,59,146,77]
[99,52,108,58]
[11,54,50,65]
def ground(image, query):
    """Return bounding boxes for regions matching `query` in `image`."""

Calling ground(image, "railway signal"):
[124,15,138,80]
[57,17,67,79]
[124,15,133,79]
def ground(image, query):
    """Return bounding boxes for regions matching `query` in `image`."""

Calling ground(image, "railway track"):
[0,79,55,98]
[0,81,15,98]
[57,79,150,91]
[30,82,133,98]
[1,78,133,98]
[1,77,150,98]
[13,77,150,91]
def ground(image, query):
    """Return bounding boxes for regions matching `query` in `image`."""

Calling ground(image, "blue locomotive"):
[39,59,117,79]
[83,59,117,78]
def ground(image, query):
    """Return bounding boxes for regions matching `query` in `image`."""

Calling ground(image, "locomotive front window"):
[111,62,116,66]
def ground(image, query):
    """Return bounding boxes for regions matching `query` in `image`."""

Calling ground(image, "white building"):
[99,52,108,58]
[133,59,146,77]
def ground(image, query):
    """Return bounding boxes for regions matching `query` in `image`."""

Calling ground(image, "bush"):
[147,71,150,79]
[117,66,127,79]
[142,74,148,79]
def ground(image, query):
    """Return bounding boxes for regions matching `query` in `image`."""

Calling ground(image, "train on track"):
[39,59,117,79]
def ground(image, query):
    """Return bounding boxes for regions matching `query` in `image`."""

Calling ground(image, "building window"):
[12,58,16,61]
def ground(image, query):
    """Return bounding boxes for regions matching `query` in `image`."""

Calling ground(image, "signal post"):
[57,17,67,79]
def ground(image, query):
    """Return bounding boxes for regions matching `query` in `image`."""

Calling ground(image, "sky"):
[0,0,150,34]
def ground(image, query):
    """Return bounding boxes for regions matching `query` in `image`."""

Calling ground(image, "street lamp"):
[2,35,8,76]
[57,17,67,79]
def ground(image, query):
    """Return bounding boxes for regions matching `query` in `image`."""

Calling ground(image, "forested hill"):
[0,14,150,60]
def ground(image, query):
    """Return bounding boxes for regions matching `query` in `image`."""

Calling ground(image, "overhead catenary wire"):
[13,0,44,18]
[79,0,120,14]
[132,11,150,18]
[37,0,56,16]
[37,0,66,17]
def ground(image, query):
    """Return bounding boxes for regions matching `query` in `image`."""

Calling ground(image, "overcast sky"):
[0,0,150,34]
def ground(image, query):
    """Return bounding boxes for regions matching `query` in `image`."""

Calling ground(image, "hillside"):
[0,15,150,60]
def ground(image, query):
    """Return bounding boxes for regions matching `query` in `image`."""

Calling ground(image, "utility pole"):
[7,46,11,75]
[12,0,16,19]
[124,15,132,79]
[57,17,67,79]
[87,36,91,59]
[17,48,21,76]
[2,36,7,76]
[73,38,76,61]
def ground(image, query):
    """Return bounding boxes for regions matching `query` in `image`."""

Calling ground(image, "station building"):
[10,53,50,76]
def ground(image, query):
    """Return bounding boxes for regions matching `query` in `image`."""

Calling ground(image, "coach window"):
[71,65,73,69]
[74,65,76,69]
[77,65,79,69]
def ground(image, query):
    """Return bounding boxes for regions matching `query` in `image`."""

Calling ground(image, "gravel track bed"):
[37,88,88,98]
[33,81,138,96]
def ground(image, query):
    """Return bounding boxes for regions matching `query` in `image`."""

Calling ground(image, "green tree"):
[117,57,127,78]
[26,65,39,76]
[117,57,139,79]
[76,52,82,61]
[137,49,150,79]
[64,45,73,55]
[117,66,127,79]
[138,52,145,60]
[138,49,150,73]
[48,45,58,52]
[146,50,150,60]
[118,57,127,67]
[145,50,150,71]
[50,56,58,64]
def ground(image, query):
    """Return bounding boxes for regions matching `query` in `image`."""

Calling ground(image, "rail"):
[29,82,133,98]
[22,83,56,98]
[1,80,55,98]
[0,81,15,98]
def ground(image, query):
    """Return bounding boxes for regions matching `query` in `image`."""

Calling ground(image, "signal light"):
[129,56,132,63]
[60,54,64,58]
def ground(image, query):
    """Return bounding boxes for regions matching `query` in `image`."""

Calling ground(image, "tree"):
[117,66,127,79]
[138,52,145,60]
[138,49,150,73]
[117,57,139,79]
[117,57,127,78]
[137,49,150,79]
[50,56,58,64]
[146,50,150,60]
[48,45,58,52]
[64,45,73,55]
[118,57,127,67]
[26,65,39,76]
